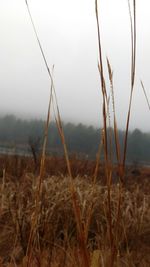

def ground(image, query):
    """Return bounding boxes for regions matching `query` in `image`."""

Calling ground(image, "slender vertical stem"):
[25,2,90,266]
[123,0,136,171]
[95,2,114,266]
[95,0,108,166]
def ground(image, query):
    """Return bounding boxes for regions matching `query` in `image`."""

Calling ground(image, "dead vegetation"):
[0,166,149,266]
[0,0,150,266]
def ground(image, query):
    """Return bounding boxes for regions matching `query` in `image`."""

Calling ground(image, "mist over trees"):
[0,115,150,163]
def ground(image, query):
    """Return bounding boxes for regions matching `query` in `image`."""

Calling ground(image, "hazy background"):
[0,0,150,131]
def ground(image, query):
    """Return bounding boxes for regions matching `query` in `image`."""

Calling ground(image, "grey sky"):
[0,0,150,131]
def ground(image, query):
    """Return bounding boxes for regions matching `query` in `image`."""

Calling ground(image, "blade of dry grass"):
[107,58,121,169]
[25,2,54,263]
[106,58,124,264]
[93,129,103,183]
[95,2,115,266]
[52,97,90,267]
[123,0,136,172]
[25,1,90,266]
[95,0,108,167]
[141,80,150,111]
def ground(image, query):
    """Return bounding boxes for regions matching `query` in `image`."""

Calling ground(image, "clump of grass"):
[0,173,149,266]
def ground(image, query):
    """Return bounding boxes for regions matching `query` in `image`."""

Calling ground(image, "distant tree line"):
[0,115,150,163]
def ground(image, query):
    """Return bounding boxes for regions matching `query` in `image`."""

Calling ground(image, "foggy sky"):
[0,0,150,131]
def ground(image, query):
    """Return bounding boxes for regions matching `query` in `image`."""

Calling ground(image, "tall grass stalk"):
[107,58,123,259]
[95,1,115,265]
[95,1,108,166]
[25,1,54,263]
[52,94,90,267]
[93,129,103,183]
[123,0,136,172]
[141,80,150,111]
[25,1,90,266]
[107,58,122,177]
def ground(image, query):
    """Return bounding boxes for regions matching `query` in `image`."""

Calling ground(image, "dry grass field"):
[0,1,150,266]
[0,156,149,266]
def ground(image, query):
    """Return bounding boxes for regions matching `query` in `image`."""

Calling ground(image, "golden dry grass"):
[0,169,149,266]
[0,1,148,266]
